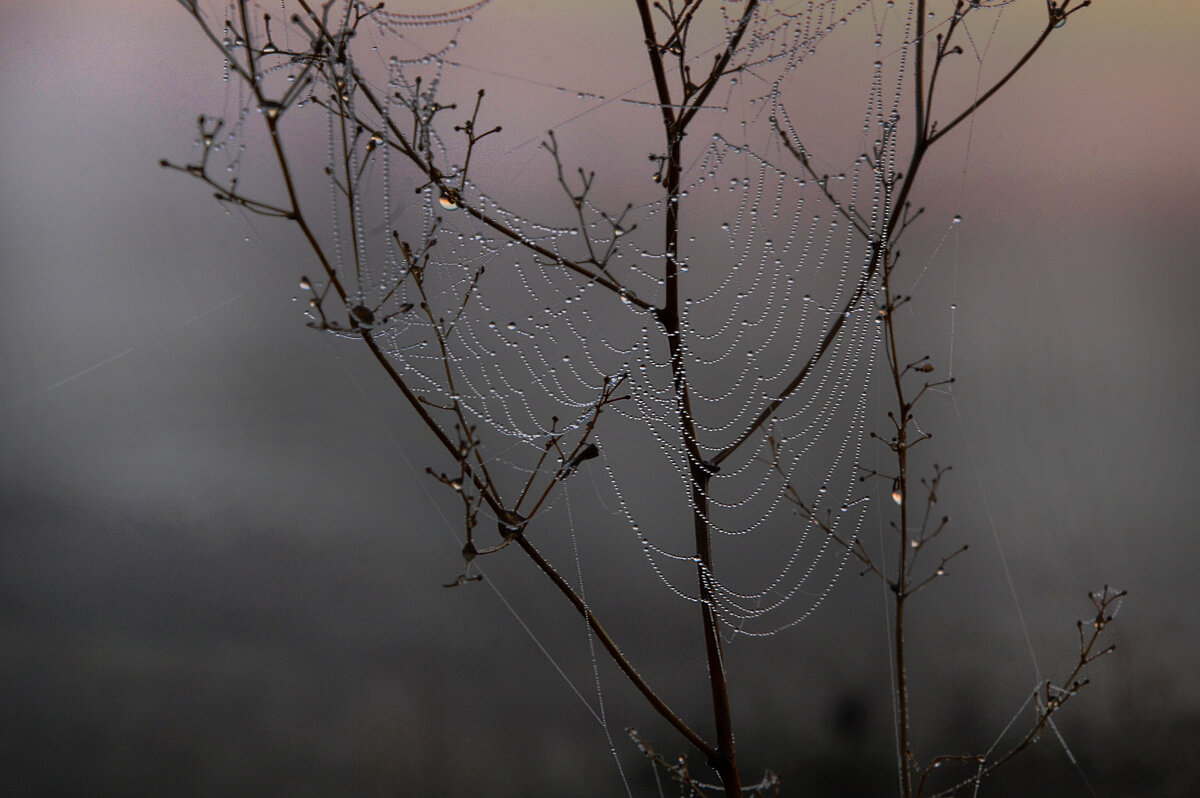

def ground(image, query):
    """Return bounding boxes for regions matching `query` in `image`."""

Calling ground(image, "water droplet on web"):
[299,277,312,291]
[952,214,963,224]
[438,188,460,210]
[818,485,828,494]
[507,321,516,330]
[892,490,903,505]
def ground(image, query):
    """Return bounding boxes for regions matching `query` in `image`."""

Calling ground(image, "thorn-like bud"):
[564,442,600,475]
[351,304,375,326]
[498,510,526,540]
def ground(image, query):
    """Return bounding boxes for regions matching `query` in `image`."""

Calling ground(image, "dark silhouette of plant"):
[164,1,1120,795]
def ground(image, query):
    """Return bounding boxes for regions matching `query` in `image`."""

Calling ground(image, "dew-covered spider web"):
[181,0,1018,638]
[173,0,1118,792]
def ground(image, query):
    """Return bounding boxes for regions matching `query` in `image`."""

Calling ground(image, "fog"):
[2,1,1198,795]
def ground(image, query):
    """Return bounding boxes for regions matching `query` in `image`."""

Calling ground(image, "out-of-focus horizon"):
[2,1,1198,795]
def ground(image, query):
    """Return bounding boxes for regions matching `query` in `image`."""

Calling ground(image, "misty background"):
[2,1,1198,796]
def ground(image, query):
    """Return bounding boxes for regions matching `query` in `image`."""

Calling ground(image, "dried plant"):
[164,1,1120,794]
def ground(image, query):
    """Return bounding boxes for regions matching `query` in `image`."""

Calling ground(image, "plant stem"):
[634,1,746,792]
[884,260,914,798]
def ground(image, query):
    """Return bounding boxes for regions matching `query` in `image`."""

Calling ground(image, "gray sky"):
[2,1,1198,795]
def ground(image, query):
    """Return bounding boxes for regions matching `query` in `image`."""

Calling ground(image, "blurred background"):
[2,1,1198,795]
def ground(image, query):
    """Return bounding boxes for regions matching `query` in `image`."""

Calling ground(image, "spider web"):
[190,0,998,637]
